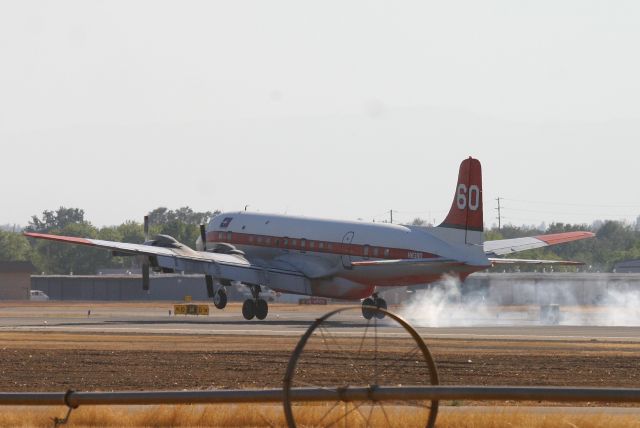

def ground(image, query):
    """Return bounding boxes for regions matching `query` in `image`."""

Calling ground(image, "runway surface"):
[1,303,639,342]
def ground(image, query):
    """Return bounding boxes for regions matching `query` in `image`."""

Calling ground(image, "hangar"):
[31,273,248,301]
[614,259,640,273]
[0,261,35,300]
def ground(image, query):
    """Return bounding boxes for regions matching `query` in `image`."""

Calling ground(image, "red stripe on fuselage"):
[207,231,438,260]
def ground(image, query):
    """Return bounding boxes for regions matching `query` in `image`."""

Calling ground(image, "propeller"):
[200,224,215,299]
[142,215,150,292]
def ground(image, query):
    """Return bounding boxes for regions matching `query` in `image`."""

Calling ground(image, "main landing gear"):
[242,284,269,321]
[361,292,387,320]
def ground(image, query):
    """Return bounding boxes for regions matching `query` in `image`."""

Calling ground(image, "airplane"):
[24,157,594,320]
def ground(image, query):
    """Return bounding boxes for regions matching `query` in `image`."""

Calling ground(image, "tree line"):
[1,207,639,274]
[0,207,216,275]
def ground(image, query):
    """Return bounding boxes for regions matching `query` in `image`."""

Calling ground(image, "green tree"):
[30,222,105,274]
[148,206,218,248]
[26,208,104,274]
[26,207,86,233]
[485,220,640,273]
[0,230,32,262]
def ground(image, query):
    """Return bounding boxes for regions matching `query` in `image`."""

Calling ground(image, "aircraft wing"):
[24,232,310,291]
[484,231,594,256]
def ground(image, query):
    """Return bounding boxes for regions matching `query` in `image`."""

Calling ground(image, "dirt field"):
[1,331,639,393]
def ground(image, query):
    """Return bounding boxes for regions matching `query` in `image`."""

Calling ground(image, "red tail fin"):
[439,157,483,241]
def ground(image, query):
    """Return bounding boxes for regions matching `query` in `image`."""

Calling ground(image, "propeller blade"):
[199,224,207,252]
[142,262,150,291]
[205,275,214,298]
[144,215,150,242]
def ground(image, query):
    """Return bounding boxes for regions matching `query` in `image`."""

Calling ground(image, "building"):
[29,272,640,305]
[463,273,640,305]
[31,274,249,301]
[614,260,640,273]
[0,261,35,300]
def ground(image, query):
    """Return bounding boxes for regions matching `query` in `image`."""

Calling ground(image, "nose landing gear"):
[362,292,387,320]
[213,287,227,309]
[242,284,269,320]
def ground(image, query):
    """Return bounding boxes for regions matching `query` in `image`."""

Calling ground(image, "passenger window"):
[309,241,315,249]
[227,231,232,242]
[257,236,263,244]
[363,245,370,257]
[266,238,271,245]
[327,243,333,250]
[292,239,297,247]
[284,238,289,247]
[319,242,324,250]
[249,235,254,243]
[384,248,390,257]
[373,248,379,257]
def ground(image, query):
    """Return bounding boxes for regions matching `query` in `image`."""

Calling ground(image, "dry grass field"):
[1,405,639,428]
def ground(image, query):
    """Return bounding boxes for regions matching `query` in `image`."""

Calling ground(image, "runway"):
[1,303,640,342]
[2,302,639,393]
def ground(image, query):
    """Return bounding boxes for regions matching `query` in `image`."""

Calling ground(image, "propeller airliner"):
[25,157,594,320]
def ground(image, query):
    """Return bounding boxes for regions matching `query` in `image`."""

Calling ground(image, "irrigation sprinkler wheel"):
[283,306,439,428]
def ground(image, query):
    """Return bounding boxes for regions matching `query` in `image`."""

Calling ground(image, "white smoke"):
[562,288,640,326]
[400,274,493,327]
[400,274,640,327]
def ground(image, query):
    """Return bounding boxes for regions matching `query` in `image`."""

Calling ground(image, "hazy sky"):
[2,1,639,229]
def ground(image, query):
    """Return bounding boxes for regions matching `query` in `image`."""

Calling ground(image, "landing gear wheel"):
[242,299,256,320]
[362,297,375,320]
[374,297,387,319]
[255,299,268,320]
[213,288,227,309]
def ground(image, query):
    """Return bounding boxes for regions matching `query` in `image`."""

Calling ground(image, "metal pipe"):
[2,386,640,407]
[68,390,285,406]
[0,393,66,406]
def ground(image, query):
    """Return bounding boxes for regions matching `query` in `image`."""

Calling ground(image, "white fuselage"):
[204,212,490,299]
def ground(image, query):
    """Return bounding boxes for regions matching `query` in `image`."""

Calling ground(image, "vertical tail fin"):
[437,157,483,245]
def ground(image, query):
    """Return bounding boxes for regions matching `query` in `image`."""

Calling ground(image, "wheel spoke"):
[355,318,372,360]
[374,345,422,383]
[316,401,343,424]
[353,403,369,424]
[374,317,378,384]
[318,325,365,380]
[325,400,370,428]
[365,401,376,426]
[378,402,395,428]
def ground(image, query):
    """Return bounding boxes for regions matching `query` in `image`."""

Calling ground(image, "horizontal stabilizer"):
[489,257,585,266]
[484,231,595,256]
[352,258,462,268]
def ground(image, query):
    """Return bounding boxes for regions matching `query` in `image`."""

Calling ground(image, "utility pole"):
[390,209,393,224]
[495,197,502,230]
